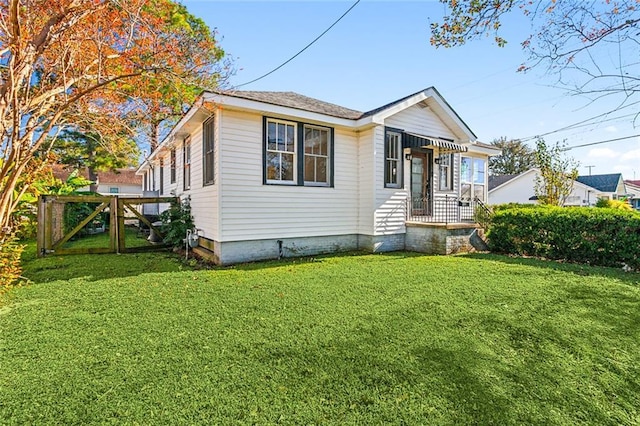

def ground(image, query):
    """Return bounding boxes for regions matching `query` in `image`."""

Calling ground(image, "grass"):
[2,247,640,424]
[62,226,154,250]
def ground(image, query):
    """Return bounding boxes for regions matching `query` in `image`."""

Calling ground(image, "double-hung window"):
[264,118,333,186]
[385,131,402,188]
[304,125,330,186]
[170,148,176,184]
[266,119,296,183]
[159,157,164,195]
[203,117,215,186]
[438,153,453,191]
[183,136,191,191]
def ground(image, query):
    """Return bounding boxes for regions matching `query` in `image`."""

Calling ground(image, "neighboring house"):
[625,180,640,210]
[576,173,627,201]
[488,168,603,206]
[52,165,143,197]
[137,87,500,265]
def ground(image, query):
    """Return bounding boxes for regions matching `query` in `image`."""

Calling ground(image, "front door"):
[410,151,432,216]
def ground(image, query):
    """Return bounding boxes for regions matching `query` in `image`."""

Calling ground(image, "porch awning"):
[403,132,468,153]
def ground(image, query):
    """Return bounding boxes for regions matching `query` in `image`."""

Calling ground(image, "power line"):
[234,0,361,89]
[560,134,640,151]
[518,100,640,142]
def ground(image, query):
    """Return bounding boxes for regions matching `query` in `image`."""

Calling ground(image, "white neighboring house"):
[624,180,640,211]
[488,168,603,206]
[575,173,627,201]
[53,166,142,197]
[137,87,500,265]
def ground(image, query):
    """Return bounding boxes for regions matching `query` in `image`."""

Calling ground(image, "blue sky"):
[183,0,640,179]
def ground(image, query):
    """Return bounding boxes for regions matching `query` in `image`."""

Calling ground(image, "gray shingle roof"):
[221,91,364,120]
[488,173,520,191]
[576,173,622,192]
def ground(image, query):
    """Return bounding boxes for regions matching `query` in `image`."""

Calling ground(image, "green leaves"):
[488,205,640,270]
[534,138,579,206]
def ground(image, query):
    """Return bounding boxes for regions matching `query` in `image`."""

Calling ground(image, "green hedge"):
[488,206,640,269]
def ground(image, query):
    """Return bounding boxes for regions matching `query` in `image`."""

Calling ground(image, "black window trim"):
[384,126,404,189]
[159,157,164,195]
[262,116,334,188]
[170,148,176,184]
[183,135,191,191]
[203,116,215,187]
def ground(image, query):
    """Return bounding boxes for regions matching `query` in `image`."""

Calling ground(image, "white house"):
[53,165,143,197]
[575,174,627,201]
[625,180,640,211]
[488,168,604,206]
[137,87,500,264]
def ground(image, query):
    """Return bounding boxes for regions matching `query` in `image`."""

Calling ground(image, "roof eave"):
[205,92,361,127]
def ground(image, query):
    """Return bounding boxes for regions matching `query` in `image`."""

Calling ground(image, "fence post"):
[117,198,126,253]
[37,196,46,257]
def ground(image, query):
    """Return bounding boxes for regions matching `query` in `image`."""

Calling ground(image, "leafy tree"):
[430,1,640,105]
[0,0,226,238]
[534,139,579,206]
[52,130,139,192]
[489,137,536,175]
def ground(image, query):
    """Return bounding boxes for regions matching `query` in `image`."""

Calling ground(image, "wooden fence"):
[37,195,178,256]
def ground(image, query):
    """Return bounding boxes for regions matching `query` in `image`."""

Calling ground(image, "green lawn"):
[2,247,640,424]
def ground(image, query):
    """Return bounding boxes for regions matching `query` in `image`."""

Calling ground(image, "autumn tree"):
[534,138,579,206]
[0,0,226,238]
[489,137,536,175]
[430,1,640,106]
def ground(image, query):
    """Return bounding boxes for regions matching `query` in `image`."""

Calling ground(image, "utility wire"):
[560,134,640,151]
[518,100,640,142]
[234,0,361,89]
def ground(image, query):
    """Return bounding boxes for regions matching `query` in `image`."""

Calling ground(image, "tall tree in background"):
[0,0,227,236]
[52,129,140,192]
[489,137,536,175]
[534,139,579,206]
[430,1,640,108]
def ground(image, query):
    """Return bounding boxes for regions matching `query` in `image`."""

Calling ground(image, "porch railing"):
[406,195,487,224]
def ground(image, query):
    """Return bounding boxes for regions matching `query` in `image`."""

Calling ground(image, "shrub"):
[0,234,25,291]
[159,197,194,248]
[488,206,640,270]
[595,198,632,211]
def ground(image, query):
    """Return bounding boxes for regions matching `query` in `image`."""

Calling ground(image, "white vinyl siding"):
[385,104,457,141]
[174,116,220,242]
[374,125,407,236]
[219,109,357,241]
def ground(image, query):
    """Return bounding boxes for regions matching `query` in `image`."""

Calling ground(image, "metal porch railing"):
[406,195,487,224]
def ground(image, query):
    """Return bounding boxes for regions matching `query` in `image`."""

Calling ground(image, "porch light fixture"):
[434,157,442,165]
[405,153,412,161]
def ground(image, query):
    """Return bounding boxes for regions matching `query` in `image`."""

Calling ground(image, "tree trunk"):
[88,166,98,193]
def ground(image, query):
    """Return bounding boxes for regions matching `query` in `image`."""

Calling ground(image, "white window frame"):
[460,156,486,202]
[266,118,297,185]
[438,153,453,191]
[303,124,331,187]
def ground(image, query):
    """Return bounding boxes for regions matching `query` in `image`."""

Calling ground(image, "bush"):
[595,198,632,211]
[0,234,25,291]
[488,206,640,270]
[159,197,194,248]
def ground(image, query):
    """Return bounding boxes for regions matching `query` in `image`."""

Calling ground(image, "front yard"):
[1,247,640,424]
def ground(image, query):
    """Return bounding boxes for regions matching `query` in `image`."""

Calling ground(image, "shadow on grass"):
[462,252,640,287]
[226,250,416,272]
[20,242,186,284]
